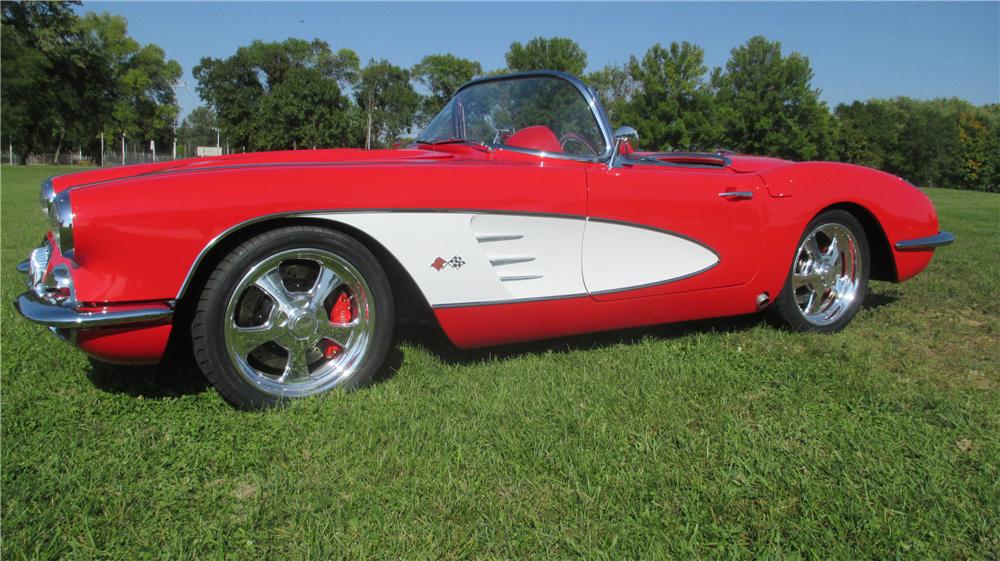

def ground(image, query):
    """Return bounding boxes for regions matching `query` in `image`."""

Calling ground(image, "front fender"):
[754,162,941,296]
[64,162,587,304]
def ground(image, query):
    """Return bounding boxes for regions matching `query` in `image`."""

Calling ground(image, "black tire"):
[191,225,394,409]
[771,209,870,333]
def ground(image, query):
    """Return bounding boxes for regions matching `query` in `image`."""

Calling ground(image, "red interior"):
[504,126,562,153]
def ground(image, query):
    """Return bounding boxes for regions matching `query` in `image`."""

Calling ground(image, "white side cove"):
[312,212,717,307]
[582,220,719,294]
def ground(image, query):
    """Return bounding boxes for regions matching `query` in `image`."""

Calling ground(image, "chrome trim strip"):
[14,291,173,329]
[50,160,458,192]
[50,191,74,259]
[489,256,535,266]
[894,231,955,251]
[475,233,524,242]
[499,274,543,282]
[586,262,720,296]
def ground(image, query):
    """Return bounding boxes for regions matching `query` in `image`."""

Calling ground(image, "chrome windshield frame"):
[438,70,616,164]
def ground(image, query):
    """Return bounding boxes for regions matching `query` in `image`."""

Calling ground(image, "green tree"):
[712,36,833,160]
[1,2,180,163]
[194,39,359,151]
[255,67,352,150]
[980,104,1000,192]
[110,39,182,152]
[505,37,587,76]
[2,1,79,162]
[955,109,995,191]
[585,63,633,127]
[624,42,721,151]
[833,99,908,171]
[411,54,482,125]
[833,97,999,191]
[356,59,420,149]
[176,106,218,155]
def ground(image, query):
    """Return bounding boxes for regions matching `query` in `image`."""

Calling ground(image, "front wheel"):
[191,226,394,409]
[771,210,870,333]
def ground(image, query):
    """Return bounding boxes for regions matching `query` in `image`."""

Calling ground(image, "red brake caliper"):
[323,292,353,359]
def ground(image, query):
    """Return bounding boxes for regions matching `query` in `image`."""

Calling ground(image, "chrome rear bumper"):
[894,231,955,251]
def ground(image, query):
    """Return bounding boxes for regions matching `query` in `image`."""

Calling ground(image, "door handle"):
[718,191,754,200]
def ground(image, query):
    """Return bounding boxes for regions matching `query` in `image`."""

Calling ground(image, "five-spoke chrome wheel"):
[193,225,393,409]
[791,223,862,326]
[771,210,869,333]
[224,249,375,397]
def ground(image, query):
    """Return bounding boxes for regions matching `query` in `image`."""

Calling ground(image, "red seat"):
[504,125,563,153]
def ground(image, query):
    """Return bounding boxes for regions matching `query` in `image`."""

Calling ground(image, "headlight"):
[48,191,75,259]
[40,177,55,216]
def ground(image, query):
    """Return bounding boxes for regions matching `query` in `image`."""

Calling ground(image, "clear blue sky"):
[84,1,999,119]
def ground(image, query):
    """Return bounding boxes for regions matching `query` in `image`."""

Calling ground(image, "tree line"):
[3,2,997,192]
[2,1,181,164]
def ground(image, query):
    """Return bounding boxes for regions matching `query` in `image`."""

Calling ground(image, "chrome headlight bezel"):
[48,191,75,259]
[40,177,56,216]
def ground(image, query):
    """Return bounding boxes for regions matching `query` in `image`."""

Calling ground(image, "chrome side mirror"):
[609,126,639,168]
[614,126,639,140]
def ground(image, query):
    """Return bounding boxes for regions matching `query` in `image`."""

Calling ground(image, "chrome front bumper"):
[14,289,173,329]
[14,243,173,330]
[894,231,956,251]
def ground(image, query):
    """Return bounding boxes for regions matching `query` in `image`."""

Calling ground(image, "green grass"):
[2,164,998,560]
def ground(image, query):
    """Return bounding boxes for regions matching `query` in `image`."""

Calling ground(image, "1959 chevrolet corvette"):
[15,70,954,408]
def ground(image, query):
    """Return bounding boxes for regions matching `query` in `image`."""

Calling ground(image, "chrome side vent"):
[474,231,544,283]
[488,256,535,266]
[475,233,523,243]
[499,274,543,282]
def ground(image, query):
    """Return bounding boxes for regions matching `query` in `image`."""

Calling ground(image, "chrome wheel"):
[223,248,376,397]
[791,223,862,326]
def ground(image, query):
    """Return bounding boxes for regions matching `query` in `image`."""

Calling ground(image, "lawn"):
[2,165,997,560]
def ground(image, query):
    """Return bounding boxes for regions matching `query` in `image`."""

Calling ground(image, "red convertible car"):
[15,71,953,409]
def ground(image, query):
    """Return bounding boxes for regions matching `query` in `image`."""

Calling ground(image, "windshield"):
[416,75,609,160]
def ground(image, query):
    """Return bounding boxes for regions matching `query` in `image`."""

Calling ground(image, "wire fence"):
[6,149,226,167]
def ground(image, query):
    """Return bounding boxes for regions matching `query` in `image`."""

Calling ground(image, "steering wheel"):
[559,132,599,157]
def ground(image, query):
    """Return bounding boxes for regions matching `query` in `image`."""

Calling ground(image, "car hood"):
[51,148,455,193]
[52,148,794,192]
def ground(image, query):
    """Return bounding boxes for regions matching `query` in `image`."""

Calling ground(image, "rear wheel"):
[772,210,870,333]
[192,226,393,409]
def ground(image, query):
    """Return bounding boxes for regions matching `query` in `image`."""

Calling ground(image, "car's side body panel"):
[311,210,727,308]
[14,70,951,378]
[67,157,590,304]
[585,164,766,300]
[54,152,944,357]
[316,212,589,306]
[581,218,720,296]
[434,283,761,348]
